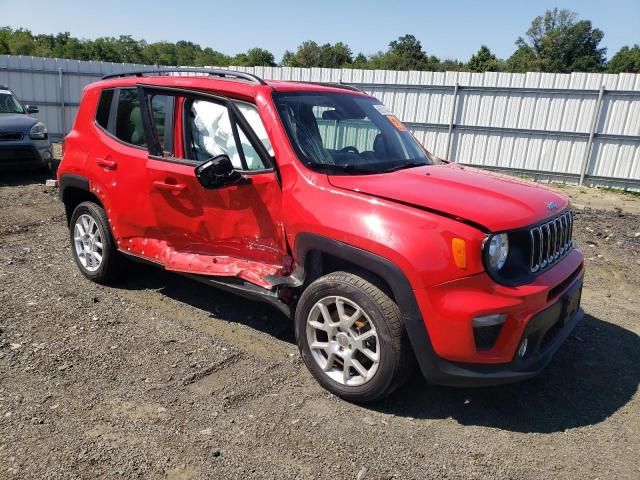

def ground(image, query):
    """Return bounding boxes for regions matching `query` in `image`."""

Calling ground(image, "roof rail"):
[291,81,364,93]
[101,68,267,85]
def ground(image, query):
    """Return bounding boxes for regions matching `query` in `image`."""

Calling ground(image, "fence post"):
[579,85,605,186]
[445,82,459,160]
[58,68,66,139]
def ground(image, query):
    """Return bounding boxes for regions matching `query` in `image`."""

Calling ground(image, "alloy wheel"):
[73,213,104,272]
[306,296,380,386]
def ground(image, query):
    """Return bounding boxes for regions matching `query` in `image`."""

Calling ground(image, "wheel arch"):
[59,174,103,225]
[294,232,440,380]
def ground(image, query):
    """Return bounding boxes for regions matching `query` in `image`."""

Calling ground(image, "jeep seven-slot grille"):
[529,211,573,273]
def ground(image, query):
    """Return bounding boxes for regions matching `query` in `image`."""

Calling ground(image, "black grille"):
[0,132,23,141]
[529,211,573,273]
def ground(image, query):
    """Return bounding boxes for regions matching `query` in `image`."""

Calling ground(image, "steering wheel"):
[340,146,360,155]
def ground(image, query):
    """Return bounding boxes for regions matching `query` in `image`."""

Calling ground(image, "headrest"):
[321,110,340,121]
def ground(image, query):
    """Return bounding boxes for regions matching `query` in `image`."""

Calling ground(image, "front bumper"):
[0,140,53,169]
[425,282,583,387]
[411,249,585,387]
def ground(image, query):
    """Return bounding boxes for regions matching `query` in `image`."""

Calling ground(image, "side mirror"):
[26,105,39,114]
[195,154,246,189]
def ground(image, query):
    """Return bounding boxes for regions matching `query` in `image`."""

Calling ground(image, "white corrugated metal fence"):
[1,55,639,189]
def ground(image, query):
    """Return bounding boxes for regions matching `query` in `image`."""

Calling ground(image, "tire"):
[69,201,121,284]
[295,271,414,403]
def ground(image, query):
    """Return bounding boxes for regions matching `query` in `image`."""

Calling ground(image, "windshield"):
[0,90,25,114]
[274,92,432,174]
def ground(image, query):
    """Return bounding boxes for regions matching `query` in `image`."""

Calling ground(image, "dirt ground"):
[0,169,638,480]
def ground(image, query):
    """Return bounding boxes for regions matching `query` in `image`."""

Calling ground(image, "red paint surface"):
[59,75,584,364]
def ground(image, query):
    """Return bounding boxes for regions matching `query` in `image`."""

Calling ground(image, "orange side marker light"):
[452,238,467,270]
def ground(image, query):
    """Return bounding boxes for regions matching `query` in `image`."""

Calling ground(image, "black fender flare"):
[294,232,441,381]
[58,173,89,202]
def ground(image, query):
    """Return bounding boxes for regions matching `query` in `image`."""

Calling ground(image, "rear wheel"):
[295,271,413,403]
[69,201,121,284]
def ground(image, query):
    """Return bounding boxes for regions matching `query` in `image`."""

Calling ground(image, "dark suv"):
[0,84,53,171]
[57,69,584,402]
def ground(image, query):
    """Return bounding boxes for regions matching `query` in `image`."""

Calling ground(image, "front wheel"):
[295,271,413,403]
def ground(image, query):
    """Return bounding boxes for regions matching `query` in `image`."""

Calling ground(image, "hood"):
[0,113,38,133]
[327,164,569,232]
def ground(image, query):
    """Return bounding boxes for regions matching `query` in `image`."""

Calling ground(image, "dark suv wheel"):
[295,271,413,403]
[69,201,121,284]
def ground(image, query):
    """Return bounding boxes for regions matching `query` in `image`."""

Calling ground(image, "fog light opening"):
[518,338,529,358]
[472,314,507,351]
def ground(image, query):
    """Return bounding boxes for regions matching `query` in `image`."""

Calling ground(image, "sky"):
[1,0,638,61]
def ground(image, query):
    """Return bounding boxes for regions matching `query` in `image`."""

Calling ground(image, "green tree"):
[510,8,606,72]
[607,45,640,73]
[352,52,369,68]
[8,28,37,55]
[280,50,295,66]
[467,45,500,72]
[368,34,441,70]
[286,41,354,68]
[33,33,56,56]
[437,58,466,72]
[60,37,89,60]
[0,27,11,54]
[291,40,322,67]
[386,34,429,69]
[234,47,276,67]
[389,35,425,62]
[174,40,200,66]
[507,44,541,72]
[318,42,352,68]
[194,47,231,66]
[116,35,145,63]
[85,37,124,63]
[143,42,177,65]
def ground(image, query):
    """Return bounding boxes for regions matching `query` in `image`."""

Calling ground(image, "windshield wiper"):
[379,161,427,173]
[312,163,381,174]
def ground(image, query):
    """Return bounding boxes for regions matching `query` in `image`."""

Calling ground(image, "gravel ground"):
[0,170,638,480]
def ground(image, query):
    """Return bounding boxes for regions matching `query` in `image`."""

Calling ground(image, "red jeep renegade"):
[58,69,584,402]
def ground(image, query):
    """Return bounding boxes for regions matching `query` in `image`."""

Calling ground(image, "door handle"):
[96,157,117,170]
[152,180,186,192]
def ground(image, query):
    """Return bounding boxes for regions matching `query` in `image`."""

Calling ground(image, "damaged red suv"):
[58,69,584,402]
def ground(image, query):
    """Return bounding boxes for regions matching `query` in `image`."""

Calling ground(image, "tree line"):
[1,9,638,73]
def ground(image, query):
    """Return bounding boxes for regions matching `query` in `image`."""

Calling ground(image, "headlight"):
[485,233,509,271]
[29,122,47,140]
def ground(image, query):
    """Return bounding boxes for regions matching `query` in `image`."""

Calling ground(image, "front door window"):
[186,99,270,171]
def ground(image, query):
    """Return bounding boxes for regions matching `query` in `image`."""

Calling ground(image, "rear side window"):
[114,88,146,147]
[95,89,114,130]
